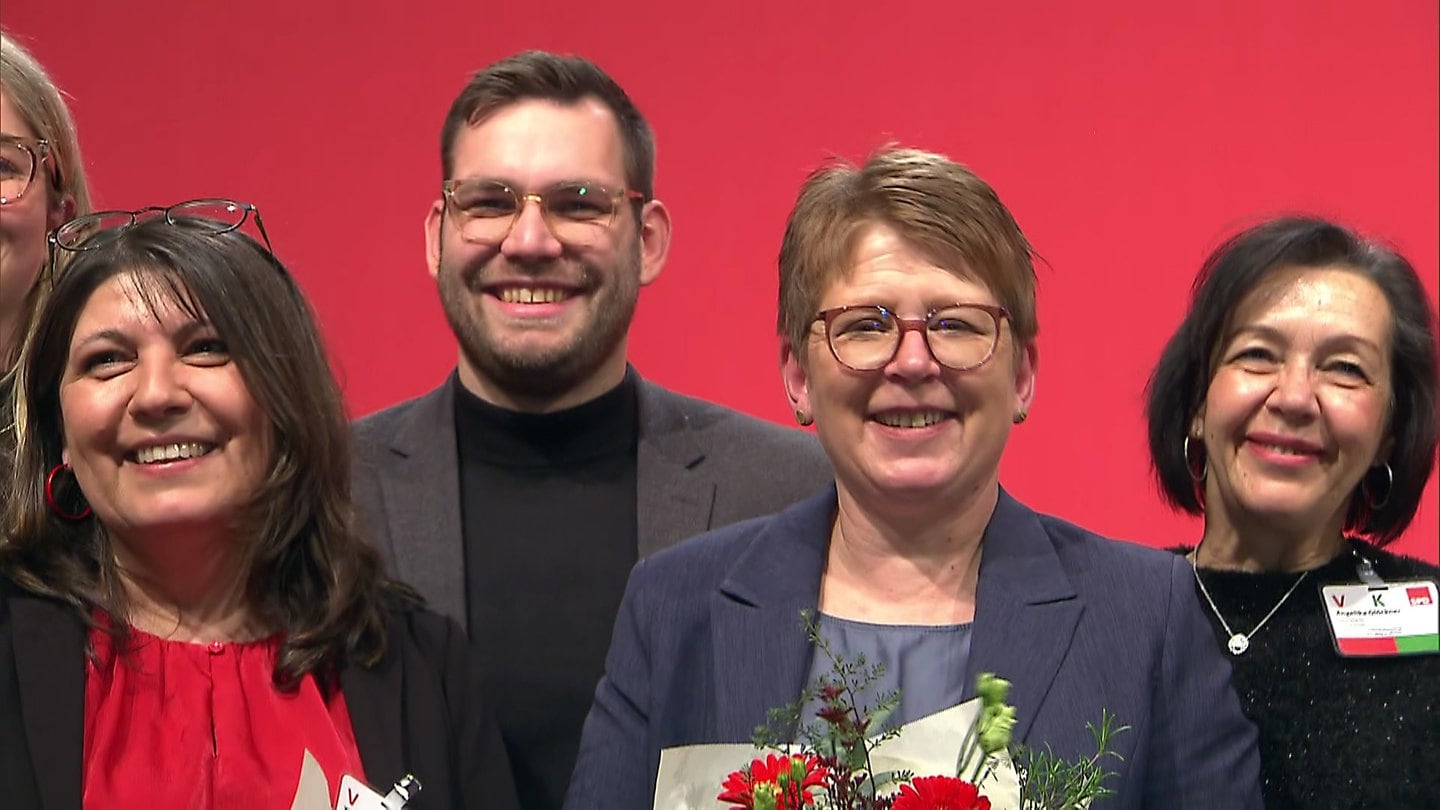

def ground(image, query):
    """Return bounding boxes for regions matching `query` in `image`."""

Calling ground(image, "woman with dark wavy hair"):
[1146,215,1439,808]
[0,203,517,809]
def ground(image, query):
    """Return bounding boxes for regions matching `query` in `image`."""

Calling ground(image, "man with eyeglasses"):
[350,51,831,808]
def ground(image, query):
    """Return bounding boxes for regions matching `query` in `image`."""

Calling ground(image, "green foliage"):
[745,610,1130,810]
[1013,710,1131,810]
[752,610,905,808]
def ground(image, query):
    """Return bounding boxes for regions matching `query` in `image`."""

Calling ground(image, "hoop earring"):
[1012,410,1028,424]
[45,463,92,521]
[1363,462,1393,511]
[1182,435,1207,483]
[794,410,814,427]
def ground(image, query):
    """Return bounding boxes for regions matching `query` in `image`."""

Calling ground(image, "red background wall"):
[5,0,1436,561]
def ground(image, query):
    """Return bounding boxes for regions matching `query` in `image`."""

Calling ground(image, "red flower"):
[891,776,992,810]
[717,753,829,809]
[816,704,851,728]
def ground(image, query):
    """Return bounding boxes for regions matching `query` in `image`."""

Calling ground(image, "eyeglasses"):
[813,303,1011,372]
[46,199,273,288]
[442,178,645,247]
[0,134,54,205]
[50,198,273,254]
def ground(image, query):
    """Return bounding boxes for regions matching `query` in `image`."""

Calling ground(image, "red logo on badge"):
[1408,587,1434,606]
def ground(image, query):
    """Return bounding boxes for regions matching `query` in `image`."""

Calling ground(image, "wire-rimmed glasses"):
[50,198,272,254]
[814,303,1011,372]
[442,178,645,247]
[0,134,54,205]
[45,199,274,287]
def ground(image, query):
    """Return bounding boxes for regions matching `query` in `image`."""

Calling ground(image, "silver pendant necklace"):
[1189,543,1309,655]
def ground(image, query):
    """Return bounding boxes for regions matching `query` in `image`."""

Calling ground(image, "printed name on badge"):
[1321,580,1439,657]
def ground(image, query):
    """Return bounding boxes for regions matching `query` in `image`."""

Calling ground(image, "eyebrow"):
[70,318,215,352]
[455,176,617,189]
[1228,324,1384,355]
[70,328,133,352]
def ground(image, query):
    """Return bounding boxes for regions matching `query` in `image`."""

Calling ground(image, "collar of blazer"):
[707,487,1081,743]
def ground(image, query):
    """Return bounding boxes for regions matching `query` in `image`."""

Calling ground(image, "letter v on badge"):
[1323,580,1440,657]
[336,774,421,810]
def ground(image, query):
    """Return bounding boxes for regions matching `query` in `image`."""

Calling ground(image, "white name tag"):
[1321,580,1439,657]
[336,775,390,810]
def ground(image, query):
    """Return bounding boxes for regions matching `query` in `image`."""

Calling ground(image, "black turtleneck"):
[1177,541,1440,809]
[454,375,639,810]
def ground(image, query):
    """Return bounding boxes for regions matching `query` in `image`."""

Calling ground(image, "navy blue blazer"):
[565,487,1262,809]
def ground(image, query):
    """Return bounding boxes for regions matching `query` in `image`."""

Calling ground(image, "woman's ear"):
[48,193,77,232]
[780,342,812,425]
[1189,408,1206,439]
[1013,341,1037,417]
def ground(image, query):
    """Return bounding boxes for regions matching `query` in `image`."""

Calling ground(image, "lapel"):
[635,372,716,558]
[709,489,836,739]
[340,633,406,789]
[966,490,1081,743]
[10,591,85,809]
[378,379,467,627]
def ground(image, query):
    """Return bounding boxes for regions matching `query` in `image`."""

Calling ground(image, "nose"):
[884,325,941,381]
[1266,361,1319,418]
[500,194,564,260]
[128,356,193,421]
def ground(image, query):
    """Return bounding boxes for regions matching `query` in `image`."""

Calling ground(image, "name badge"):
[336,775,390,810]
[1321,580,1439,657]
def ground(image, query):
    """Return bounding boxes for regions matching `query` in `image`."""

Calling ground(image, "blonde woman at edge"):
[1,31,91,373]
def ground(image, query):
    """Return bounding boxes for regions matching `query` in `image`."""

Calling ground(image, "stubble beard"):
[436,242,642,402]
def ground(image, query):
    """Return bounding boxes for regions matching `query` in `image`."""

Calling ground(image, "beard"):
[435,241,642,402]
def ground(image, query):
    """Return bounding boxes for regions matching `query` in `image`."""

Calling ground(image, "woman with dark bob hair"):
[1147,215,1439,808]
[0,203,518,808]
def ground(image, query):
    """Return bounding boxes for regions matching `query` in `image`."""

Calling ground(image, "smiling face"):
[58,271,273,546]
[782,223,1036,516]
[1195,266,1394,539]
[424,97,670,411]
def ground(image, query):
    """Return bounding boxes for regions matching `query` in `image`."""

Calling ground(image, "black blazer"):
[0,577,519,809]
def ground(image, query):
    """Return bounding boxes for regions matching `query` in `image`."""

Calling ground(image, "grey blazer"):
[350,367,833,628]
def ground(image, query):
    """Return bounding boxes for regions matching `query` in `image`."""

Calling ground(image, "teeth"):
[1261,443,1302,455]
[499,287,569,304]
[876,411,947,428]
[135,442,211,464]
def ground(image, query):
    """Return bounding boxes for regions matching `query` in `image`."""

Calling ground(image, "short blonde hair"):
[777,146,1037,357]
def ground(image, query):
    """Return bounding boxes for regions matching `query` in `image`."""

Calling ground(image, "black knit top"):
[1178,541,1440,809]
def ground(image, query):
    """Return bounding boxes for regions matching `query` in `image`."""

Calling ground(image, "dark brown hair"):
[439,50,655,199]
[1,216,417,686]
[1146,216,1439,544]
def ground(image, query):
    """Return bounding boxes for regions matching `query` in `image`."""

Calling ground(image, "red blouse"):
[83,620,367,809]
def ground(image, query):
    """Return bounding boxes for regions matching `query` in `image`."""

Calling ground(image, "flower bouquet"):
[653,613,1127,810]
